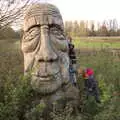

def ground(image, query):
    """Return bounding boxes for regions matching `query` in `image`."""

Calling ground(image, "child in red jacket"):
[83,68,101,103]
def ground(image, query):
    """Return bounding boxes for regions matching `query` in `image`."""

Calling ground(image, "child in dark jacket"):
[83,68,101,103]
[68,36,77,87]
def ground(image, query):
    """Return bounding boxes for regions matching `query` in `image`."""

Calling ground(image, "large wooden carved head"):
[21,3,69,94]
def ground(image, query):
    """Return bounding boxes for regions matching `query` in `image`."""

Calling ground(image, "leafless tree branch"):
[0,0,39,30]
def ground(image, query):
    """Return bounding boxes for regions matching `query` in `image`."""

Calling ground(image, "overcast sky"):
[41,0,120,22]
[12,0,120,30]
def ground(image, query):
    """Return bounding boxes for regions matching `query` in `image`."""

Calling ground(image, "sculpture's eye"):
[23,27,40,42]
[50,27,65,40]
[49,26,68,52]
[22,27,40,53]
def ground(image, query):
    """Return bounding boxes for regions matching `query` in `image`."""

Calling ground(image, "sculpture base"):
[25,83,80,120]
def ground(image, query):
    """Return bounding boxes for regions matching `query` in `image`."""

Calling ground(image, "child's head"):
[86,68,94,76]
[67,35,72,43]
[77,67,94,79]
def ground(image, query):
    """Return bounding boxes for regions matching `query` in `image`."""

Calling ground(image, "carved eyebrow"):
[27,25,40,32]
[27,24,63,33]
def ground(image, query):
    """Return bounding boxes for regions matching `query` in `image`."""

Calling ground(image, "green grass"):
[74,36,120,41]
[73,37,120,49]
[0,40,23,80]
[0,40,20,52]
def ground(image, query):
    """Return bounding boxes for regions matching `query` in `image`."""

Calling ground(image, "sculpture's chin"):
[31,72,62,94]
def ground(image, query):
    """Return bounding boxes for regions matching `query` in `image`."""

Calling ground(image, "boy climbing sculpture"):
[68,36,77,86]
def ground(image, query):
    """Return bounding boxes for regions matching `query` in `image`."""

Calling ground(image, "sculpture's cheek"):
[23,53,35,72]
[22,36,40,53]
[22,27,40,53]
[50,36,68,52]
[49,27,68,52]
[59,52,70,83]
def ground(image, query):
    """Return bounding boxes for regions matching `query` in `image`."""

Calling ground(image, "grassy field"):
[73,37,120,49]
[0,38,120,120]
[0,40,23,81]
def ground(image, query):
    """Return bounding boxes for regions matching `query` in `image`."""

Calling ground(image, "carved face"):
[21,4,69,94]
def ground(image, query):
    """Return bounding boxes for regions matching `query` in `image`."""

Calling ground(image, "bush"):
[0,75,33,120]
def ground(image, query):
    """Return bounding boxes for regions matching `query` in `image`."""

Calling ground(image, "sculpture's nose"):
[36,25,58,62]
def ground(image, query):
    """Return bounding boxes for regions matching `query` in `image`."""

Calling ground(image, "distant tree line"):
[0,26,22,40]
[64,19,120,37]
[1,18,120,40]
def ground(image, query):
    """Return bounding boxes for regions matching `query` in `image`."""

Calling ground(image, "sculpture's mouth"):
[32,71,61,82]
[31,70,62,94]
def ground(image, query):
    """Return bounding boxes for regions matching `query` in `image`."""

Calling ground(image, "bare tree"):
[0,0,39,30]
